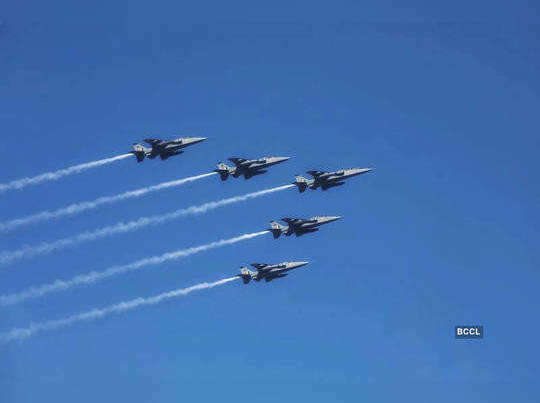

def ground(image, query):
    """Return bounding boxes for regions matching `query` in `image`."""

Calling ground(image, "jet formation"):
[237,261,309,283]
[269,216,341,238]
[126,136,372,283]
[215,156,290,180]
[293,168,372,192]
[131,137,207,162]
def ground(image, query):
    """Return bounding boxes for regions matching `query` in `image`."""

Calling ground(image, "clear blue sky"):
[1,1,539,401]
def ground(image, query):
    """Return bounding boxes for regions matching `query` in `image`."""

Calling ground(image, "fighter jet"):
[131,137,207,162]
[214,156,290,180]
[237,261,309,283]
[269,216,341,238]
[293,168,372,192]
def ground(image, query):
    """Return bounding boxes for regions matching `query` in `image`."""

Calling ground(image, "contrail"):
[0,154,133,194]
[0,277,239,343]
[0,231,268,306]
[0,185,292,266]
[0,172,217,232]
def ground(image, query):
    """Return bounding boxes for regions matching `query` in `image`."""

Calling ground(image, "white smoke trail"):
[0,154,133,194]
[0,231,268,306]
[0,172,217,232]
[0,185,292,266]
[0,277,239,342]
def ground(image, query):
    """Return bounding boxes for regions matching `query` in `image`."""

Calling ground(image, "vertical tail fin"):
[293,175,311,193]
[131,143,147,162]
[214,163,235,181]
[239,267,254,284]
[269,221,285,238]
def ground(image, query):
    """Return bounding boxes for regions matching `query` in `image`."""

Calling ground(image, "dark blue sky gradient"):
[1,2,539,401]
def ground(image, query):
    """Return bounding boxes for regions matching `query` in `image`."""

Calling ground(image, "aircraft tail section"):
[239,267,255,284]
[131,143,147,162]
[293,175,312,192]
[269,221,286,238]
[214,163,235,181]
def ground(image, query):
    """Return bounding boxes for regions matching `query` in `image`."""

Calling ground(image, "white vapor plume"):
[0,277,239,342]
[0,185,292,266]
[0,231,268,306]
[0,172,217,232]
[0,154,133,194]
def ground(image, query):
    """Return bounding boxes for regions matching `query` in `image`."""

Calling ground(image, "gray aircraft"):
[237,261,310,283]
[214,156,290,180]
[131,137,206,162]
[269,216,341,238]
[293,168,372,192]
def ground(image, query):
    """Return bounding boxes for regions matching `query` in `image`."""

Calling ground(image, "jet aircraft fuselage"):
[215,156,290,180]
[293,168,372,192]
[238,261,309,283]
[269,216,341,238]
[131,137,206,162]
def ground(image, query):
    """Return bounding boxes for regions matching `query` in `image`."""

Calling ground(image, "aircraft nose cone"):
[349,167,372,175]
[294,261,310,268]
[326,216,342,222]
[191,137,207,143]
